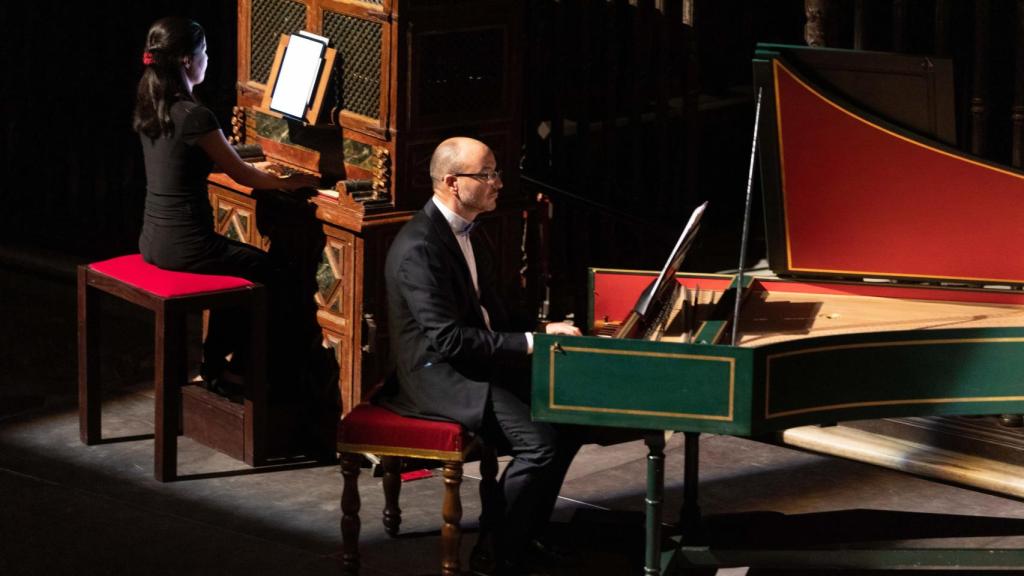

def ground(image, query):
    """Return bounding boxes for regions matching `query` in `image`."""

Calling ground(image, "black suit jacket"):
[381,199,529,430]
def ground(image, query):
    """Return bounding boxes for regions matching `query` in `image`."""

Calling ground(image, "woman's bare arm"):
[197,130,319,190]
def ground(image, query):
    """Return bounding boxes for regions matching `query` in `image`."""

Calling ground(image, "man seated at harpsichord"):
[378,136,582,575]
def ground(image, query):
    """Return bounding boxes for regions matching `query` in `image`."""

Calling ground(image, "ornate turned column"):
[440,461,464,576]
[340,454,362,575]
[381,456,402,536]
[804,0,831,47]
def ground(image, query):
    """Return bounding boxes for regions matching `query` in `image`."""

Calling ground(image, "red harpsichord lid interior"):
[764,58,1024,286]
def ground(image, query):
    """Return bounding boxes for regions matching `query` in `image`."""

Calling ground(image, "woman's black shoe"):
[205,377,244,403]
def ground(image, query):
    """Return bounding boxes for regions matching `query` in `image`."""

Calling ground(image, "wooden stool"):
[337,403,498,576]
[77,254,267,482]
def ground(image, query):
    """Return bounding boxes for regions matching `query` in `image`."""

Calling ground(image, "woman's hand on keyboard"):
[278,171,320,190]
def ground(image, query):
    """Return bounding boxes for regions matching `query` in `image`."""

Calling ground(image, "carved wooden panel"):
[315,230,356,333]
[211,189,265,249]
[321,327,354,420]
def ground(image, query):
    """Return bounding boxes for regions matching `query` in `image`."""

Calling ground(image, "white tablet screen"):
[269,33,326,119]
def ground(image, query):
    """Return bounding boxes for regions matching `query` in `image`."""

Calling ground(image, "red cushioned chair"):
[337,402,498,576]
[77,254,267,481]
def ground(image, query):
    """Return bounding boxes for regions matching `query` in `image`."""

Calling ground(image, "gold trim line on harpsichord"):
[771,59,1024,285]
[764,335,1024,419]
[334,442,466,461]
[547,344,735,421]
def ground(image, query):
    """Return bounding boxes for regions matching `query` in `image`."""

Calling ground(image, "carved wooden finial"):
[804,0,830,47]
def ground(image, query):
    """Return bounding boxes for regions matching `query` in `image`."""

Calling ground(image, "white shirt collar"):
[432,195,474,235]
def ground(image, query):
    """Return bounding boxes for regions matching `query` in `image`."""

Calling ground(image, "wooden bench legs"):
[339,446,498,576]
[340,453,363,575]
[153,304,185,481]
[79,271,189,481]
[440,460,465,576]
[77,263,266,482]
[78,266,101,445]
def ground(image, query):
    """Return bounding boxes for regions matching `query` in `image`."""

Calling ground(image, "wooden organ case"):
[206,0,529,439]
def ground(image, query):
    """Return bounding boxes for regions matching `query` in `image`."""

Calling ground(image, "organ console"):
[189,0,544,459]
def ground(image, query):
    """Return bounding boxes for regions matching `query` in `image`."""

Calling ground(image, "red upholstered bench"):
[77,254,267,481]
[337,402,498,576]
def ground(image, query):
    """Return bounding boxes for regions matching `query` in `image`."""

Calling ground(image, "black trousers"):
[194,238,280,380]
[140,226,279,380]
[478,385,581,560]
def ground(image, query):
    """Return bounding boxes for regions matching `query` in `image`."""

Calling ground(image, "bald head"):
[428,136,501,220]
[429,137,489,189]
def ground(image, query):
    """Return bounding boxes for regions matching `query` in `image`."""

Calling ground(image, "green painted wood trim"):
[754,327,1024,431]
[693,320,727,345]
[531,333,755,435]
[753,53,788,276]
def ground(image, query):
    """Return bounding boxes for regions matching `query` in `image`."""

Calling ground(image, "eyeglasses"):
[452,169,502,184]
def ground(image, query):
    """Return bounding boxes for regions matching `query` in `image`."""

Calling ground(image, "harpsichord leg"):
[644,433,667,576]
[680,431,702,540]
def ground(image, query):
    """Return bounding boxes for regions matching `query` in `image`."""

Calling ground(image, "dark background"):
[0,1,238,258]
[4,1,1017,260]
[0,2,240,417]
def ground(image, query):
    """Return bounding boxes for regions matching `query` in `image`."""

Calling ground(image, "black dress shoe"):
[205,377,244,403]
[470,542,498,576]
[472,542,564,576]
[524,538,577,572]
[999,414,1023,427]
[494,560,554,576]
[528,537,577,565]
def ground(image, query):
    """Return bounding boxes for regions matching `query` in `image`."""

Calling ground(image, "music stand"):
[261,32,337,125]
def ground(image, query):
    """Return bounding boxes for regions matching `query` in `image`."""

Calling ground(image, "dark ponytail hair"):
[132,17,206,139]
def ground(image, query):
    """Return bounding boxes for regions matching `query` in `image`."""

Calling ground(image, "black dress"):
[138,100,271,380]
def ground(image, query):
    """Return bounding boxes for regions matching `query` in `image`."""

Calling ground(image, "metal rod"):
[731,87,764,346]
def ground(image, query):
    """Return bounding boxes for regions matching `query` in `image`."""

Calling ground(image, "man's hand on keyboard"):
[544,321,581,336]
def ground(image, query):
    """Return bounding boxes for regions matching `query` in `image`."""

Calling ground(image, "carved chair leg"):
[381,455,402,536]
[441,460,464,576]
[340,453,362,575]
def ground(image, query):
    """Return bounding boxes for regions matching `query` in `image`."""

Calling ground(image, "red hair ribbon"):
[142,51,155,65]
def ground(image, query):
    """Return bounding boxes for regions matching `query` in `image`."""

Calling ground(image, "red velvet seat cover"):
[337,403,465,457]
[89,254,253,298]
